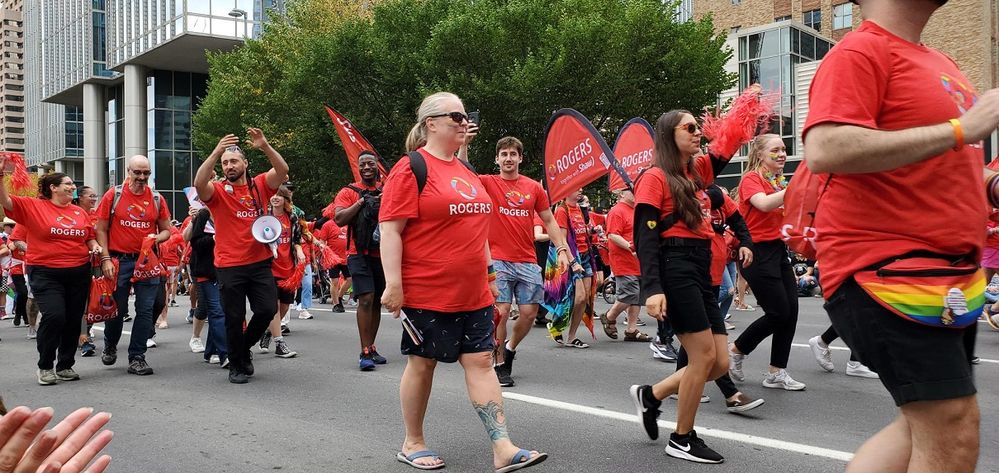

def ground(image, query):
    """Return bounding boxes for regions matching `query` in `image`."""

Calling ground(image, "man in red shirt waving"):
[803,0,999,469]
[194,128,289,384]
[96,155,173,376]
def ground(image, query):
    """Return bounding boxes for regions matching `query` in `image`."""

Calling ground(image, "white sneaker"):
[808,336,835,372]
[294,303,303,311]
[281,312,291,325]
[667,393,710,403]
[298,310,313,320]
[209,354,220,364]
[189,337,205,353]
[846,361,879,379]
[728,347,745,382]
[762,369,806,391]
[146,338,157,348]
[725,321,736,331]
[26,327,37,339]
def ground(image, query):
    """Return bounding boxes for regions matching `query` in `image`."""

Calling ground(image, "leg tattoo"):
[473,400,510,442]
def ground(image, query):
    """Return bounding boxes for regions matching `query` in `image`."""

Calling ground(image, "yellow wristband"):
[949,118,964,151]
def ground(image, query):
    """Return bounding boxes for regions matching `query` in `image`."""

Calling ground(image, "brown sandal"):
[599,312,618,340]
[624,330,651,342]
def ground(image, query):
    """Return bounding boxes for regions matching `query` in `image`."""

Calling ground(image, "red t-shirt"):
[633,161,714,240]
[988,221,999,249]
[316,221,348,259]
[271,213,294,280]
[710,196,739,285]
[8,223,26,275]
[802,20,986,296]
[479,175,551,264]
[6,196,94,268]
[333,182,381,257]
[738,171,783,242]
[379,149,493,312]
[554,204,591,254]
[606,200,639,276]
[203,174,279,268]
[159,227,183,266]
[96,186,171,254]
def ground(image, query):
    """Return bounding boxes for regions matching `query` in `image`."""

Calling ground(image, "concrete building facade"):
[25,0,286,215]
[0,0,23,153]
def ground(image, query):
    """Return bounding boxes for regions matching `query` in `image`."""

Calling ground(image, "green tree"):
[193,0,734,214]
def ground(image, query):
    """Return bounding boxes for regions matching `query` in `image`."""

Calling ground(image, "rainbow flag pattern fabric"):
[854,267,985,328]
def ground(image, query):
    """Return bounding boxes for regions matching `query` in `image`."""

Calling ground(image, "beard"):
[226,170,245,183]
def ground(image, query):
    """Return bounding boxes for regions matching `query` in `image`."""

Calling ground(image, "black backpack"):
[346,184,382,253]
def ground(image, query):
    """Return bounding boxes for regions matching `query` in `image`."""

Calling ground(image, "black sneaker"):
[127,357,154,376]
[123,315,133,322]
[228,368,248,384]
[629,384,662,440]
[332,303,345,313]
[280,324,290,335]
[369,346,387,365]
[665,430,724,464]
[81,340,96,357]
[495,363,514,387]
[259,331,272,353]
[243,353,255,377]
[101,346,117,366]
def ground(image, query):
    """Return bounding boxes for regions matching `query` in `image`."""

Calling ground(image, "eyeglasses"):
[428,112,468,124]
[674,123,700,134]
[130,170,152,176]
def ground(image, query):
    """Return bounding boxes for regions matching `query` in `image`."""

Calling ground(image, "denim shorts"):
[578,252,594,278]
[495,260,544,305]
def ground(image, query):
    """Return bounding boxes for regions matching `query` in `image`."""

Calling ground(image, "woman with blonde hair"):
[380,92,547,472]
[727,134,806,391]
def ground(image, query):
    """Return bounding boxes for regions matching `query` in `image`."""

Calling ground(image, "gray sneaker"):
[37,369,57,385]
[127,357,154,376]
[259,331,272,353]
[274,339,297,358]
[55,368,81,381]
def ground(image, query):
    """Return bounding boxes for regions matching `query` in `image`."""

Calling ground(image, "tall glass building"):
[25,0,285,215]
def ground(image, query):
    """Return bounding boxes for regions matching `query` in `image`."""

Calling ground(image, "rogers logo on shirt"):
[450,177,478,200]
[498,190,532,217]
[52,214,86,237]
[448,177,491,216]
[126,203,147,220]
[239,195,257,210]
[941,73,977,114]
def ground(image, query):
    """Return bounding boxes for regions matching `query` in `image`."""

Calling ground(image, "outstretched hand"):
[212,134,239,157]
[247,128,269,150]
[0,406,114,473]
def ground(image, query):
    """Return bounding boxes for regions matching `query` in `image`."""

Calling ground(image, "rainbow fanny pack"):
[854,252,985,329]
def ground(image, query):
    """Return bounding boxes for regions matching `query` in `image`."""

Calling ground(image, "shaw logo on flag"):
[543,109,626,202]
[609,118,654,192]
[323,104,389,182]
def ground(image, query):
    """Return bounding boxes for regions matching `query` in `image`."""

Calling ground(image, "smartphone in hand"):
[468,111,481,127]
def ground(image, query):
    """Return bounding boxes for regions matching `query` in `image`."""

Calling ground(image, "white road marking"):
[791,343,999,365]
[502,391,855,462]
[91,325,131,336]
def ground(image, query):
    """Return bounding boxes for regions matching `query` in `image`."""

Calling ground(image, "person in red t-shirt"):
[600,189,650,342]
[553,190,593,347]
[627,110,740,464]
[465,134,573,387]
[802,1,999,469]
[332,152,387,369]
[313,219,351,310]
[95,155,173,376]
[0,171,100,385]
[726,133,807,392]
[155,225,184,329]
[257,186,301,359]
[7,221,27,329]
[75,185,100,357]
[380,92,546,471]
[179,208,206,353]
[194,128,289,384]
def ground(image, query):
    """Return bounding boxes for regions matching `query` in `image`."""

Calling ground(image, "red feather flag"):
[700,85,778,159]
[2,152,34,194]
[323,104,388,182]
[278,262,307,291]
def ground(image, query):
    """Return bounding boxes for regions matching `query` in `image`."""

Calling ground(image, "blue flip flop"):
[496,449,548,473]
[396,450,445,470]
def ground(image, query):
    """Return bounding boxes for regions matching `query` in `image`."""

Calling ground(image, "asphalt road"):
[1,294,998,472]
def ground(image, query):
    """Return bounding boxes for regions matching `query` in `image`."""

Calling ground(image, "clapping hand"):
[0,406,113,473]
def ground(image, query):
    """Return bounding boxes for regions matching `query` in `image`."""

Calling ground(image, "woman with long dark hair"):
[258,185,301,359]
[628,110,733,464]
[727,134,806,391]
[0,172,100,385]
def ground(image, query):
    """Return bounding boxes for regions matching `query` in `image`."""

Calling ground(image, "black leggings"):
[820,325,858,362]
[28,264,90,371]
[733,240,799,369]
[11,274,27,325]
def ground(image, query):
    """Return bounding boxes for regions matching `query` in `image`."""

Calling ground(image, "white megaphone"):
[251,215,282,244]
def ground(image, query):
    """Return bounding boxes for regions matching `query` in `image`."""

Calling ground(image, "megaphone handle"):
[270,242,278,259]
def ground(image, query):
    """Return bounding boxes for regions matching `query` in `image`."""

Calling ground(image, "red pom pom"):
[279,262,307,291]
[320,245,342,269]
[322,201,337,219]
[701,86,779,159]
[2,152,32,194]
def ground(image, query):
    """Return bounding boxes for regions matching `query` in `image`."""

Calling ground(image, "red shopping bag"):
[131,237,165,282]
[86,256,119,325]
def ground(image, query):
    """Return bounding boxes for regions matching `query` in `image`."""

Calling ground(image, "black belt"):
[660,237,710,248]
[110,251,140,259]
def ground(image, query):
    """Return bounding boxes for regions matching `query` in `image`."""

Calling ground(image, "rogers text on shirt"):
[449,202,492,216]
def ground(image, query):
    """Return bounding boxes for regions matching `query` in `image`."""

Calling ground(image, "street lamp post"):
[228,8,248,38]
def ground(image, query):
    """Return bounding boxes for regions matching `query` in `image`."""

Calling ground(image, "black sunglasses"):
[131,170,152,176]
[674,123,700,134]
[428,112,468,124]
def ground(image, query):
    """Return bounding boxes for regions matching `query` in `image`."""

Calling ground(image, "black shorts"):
[825,278,976,406]
[659,246,725,336]
[274,281,295,305]
[329,264,351,279]
[347,254,385,297]
[400,306,495,363]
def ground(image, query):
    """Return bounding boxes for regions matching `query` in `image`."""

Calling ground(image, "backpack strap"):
[110,185,162,220]
[406,151,477,194]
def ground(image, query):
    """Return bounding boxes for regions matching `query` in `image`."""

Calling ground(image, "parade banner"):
[608,118,654,192]
[542,109,627,203]
[323,104,389,182]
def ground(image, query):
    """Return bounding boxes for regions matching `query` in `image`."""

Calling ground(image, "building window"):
[731,0,740,4]
[833,3,853,30]
[775,15,791,21]
[803,9,821,31]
